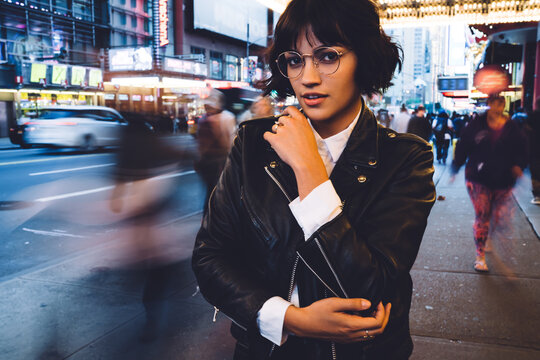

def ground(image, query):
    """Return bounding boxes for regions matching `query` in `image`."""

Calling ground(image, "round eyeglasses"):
[275,46,348,79]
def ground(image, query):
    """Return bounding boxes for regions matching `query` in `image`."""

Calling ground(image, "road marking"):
[29,163,115,176]
[22,227,86,238]
[0,154,107,167]
[35,170,197,202]
[36,185,115,202]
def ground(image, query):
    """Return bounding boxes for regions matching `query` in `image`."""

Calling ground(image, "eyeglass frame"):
[275,46,349,79]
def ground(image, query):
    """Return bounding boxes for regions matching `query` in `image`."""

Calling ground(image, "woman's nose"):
[300,57,322,85]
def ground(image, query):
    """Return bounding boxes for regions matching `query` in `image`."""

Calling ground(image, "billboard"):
[194,0,268,46]
[30,63,48,83]
[51,65,67,85]
[109,47,153,71]
[71,66,86,85]
[88,69,103,87]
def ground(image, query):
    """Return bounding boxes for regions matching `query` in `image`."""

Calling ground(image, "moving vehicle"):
[23,106,127,151]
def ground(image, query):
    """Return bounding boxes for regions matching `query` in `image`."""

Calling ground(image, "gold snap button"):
[269,161,278,168]
[368,160,377,166]
[357,175,367,183]
[388,132,396,138]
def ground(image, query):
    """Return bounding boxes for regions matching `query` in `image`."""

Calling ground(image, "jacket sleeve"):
[297,141,435,309]
[192,128,273,335]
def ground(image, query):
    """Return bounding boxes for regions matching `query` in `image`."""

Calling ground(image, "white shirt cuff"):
[289,180,342,239]
[257,296,292,346]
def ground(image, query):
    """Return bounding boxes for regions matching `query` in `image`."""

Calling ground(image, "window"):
[131,0,137,9]
[225,55,239,81]
[120,14,127,26]
[131,15,137,28]
[210,51,223,79]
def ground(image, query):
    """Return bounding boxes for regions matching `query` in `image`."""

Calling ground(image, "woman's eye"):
[317,50,338,63]
[286,56,303,67]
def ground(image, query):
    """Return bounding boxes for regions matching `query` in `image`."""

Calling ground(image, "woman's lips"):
[302,94,328,106]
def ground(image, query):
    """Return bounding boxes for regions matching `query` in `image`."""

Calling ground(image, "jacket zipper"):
[264,166,293,202]
[212,306,248,331]
[268,255,299,358]
[314,238,349,298]
[241,186,272,241]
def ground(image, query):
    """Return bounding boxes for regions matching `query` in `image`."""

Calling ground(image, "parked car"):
[23,106,127,151]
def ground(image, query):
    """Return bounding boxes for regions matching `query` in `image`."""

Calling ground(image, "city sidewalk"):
[0,160,539,359]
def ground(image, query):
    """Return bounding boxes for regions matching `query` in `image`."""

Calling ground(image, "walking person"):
[432,110,454,164]
[192,0,436,359]
[194,89,237,215]
[406,105,432,142]
[450,95,528,272]
[527,98,540,204]
[391,103,410,133]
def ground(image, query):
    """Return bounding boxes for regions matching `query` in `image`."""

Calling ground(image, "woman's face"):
[288,30,362,137]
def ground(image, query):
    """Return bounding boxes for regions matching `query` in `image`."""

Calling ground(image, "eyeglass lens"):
[277,47,341,79]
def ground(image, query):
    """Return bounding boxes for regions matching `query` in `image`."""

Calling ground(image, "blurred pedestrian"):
[406,105,432,142]
[391,103,410,133]
[194,89,237,215]
[192,0,436,359]
[450,95,528,272]
[237,96,275,123]
[527,98,540,204]
[376,108,391,127]
[432,110,454,164]
[110,112,188,341]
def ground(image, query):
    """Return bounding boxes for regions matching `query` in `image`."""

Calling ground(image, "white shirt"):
[256,108,361,346]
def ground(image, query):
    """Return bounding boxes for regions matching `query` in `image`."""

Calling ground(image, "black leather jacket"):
[193,105,436,360]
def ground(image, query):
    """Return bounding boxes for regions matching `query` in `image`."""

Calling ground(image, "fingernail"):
[361,300,371,308]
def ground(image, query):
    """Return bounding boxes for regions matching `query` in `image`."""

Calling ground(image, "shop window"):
[225,55,239,81]
[210,51,223,79]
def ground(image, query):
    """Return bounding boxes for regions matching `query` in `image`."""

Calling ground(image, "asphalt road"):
[0,140,205,282]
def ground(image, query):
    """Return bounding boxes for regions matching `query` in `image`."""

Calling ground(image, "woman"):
[451,95,528,272]
[192,0,435,359]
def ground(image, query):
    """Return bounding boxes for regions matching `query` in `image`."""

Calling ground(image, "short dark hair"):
[259,0,402,98]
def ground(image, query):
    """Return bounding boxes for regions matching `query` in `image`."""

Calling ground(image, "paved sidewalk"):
[0,156,538,359]
[0,136,18,150]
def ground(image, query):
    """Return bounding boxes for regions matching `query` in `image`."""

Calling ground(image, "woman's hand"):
[263,106,328,200]
[283,297,392,343]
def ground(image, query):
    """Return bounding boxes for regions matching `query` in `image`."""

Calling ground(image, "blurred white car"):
[23,106,127,151]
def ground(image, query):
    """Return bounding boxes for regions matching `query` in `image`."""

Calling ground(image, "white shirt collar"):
[309,105,362,165]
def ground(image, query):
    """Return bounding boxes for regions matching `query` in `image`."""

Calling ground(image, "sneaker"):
[474,257,489,272]
[531,196,540,205]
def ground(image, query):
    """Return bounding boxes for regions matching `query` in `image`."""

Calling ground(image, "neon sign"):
[159,0,169,46]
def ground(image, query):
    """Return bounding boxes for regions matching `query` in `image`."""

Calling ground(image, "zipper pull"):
[213,306,220,322]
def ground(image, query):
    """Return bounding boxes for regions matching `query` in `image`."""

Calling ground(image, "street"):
[0,138,539,359]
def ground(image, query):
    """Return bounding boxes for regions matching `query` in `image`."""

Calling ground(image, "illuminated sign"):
[438,76,468,92]
[473,65,511,95]
[109,47,153,71]
[159,0,169,46]
[30,63,47,83]
[164,58,208,76]
[51,65,67,85]
[71,66,86,86]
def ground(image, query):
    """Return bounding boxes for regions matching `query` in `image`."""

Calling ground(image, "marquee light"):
[258,1,540,25]
[159,0,169,46]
